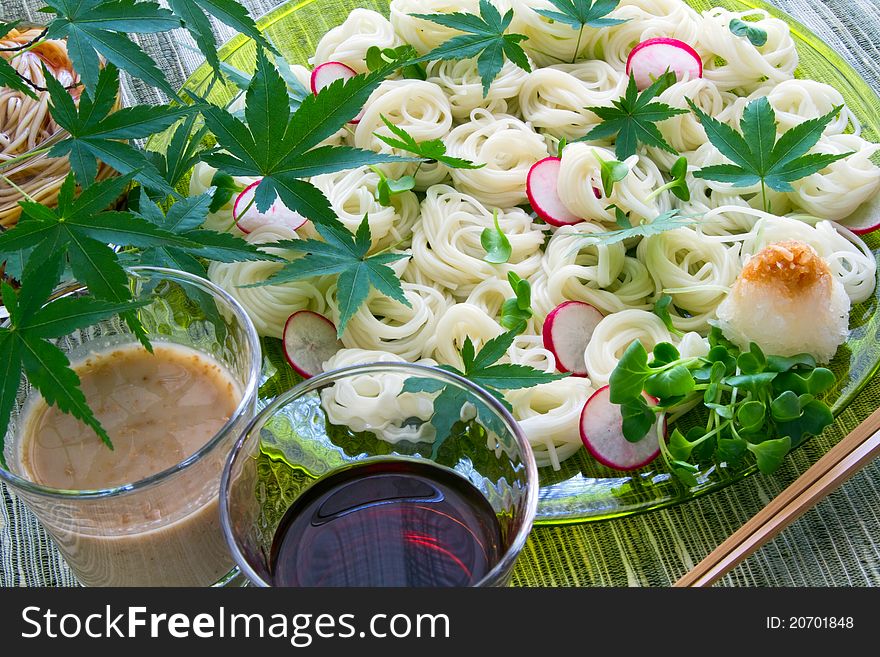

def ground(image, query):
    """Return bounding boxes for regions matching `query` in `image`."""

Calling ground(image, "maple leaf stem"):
[572,26,585,64]
[530,47,566,64]
[372,237,411,257]
[761,179,768,213]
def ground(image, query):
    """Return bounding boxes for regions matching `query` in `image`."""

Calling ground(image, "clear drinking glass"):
[0,267,262,586]
[221,363,538,587]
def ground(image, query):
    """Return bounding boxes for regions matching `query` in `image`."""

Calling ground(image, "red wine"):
[269,460,503,587]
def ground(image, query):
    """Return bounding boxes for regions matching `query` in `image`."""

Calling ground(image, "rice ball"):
[714,241,849,363]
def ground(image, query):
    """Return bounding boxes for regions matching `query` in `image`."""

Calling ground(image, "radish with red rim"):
[526,157,583,226]
[626,38,702,91]
[580,386,663,470]
[310,61,357,93]
[310,61,363,123]
[542,301,604,376]
[282,311,344,378]
[233,181,308,234]
[835,211,880,235]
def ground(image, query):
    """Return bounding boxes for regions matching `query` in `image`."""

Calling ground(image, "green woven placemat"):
[1,0,878,587]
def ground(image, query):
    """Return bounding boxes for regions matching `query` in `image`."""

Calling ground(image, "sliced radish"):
[839,220,880,236]
[542,301,604,376]
[835,208,880,235]
[580,386,663,471]
[626,38,703,91]
[527,157,583,227]
[310,61,357,94]
[282,311,343,378]
[233,181,307,234]
[310,61,362,123]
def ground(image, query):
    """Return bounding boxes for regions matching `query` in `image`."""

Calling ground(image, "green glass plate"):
[173,0,880,524]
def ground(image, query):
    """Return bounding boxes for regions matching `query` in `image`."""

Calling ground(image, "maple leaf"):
[409,0,532,96]
[0,173,201,346]
[248,215,410,336]
[689,96,852,211]
[130,189,278,277]
[45,63,191,193]
[401,328,567,456]
[580,71,687,159]
[167,0,276,77]
[201,48,413,237]
[534,0,627,62]
[0,252,149,465]
[42,0,181,98]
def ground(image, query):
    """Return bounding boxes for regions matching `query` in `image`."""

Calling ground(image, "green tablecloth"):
[2,0,878,587]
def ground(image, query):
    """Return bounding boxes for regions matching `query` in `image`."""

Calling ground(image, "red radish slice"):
[542,301,604,376]
[233,181,307,234]
[310,61,357,93]
[282,311,343,378]
[527,157,583,227]
[626,38,703,90]
[310,61,363,123]
[580,386,663,471]
[835,214,880,235]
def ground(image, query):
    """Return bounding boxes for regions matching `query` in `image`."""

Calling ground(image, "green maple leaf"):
[219,43,310,114]
[246,215,411,336]
[0,253,150,465]
[534,0,627,62]
[688,96,852,211]
[45,63,192,193]
[401,328,567,456]
[461,331,567,397]
[167,0,276,78]
[410,0,532,97]
[130,189,278,278]
[0,173,202,345]
[0,21,39,99]
[581,71,688,159]
[201,48,413,236]
[42,0,181,98]
[536,0,627,29]
[374,116,483,169]
[143,113,211,197]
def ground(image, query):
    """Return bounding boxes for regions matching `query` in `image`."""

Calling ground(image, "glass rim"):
[219,361,539,588]
[0,266,262,500]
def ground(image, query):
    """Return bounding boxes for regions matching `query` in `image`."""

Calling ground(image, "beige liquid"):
[18,342,243,586]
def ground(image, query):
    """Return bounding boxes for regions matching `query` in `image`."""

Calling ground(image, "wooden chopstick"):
[674,406,880,587]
